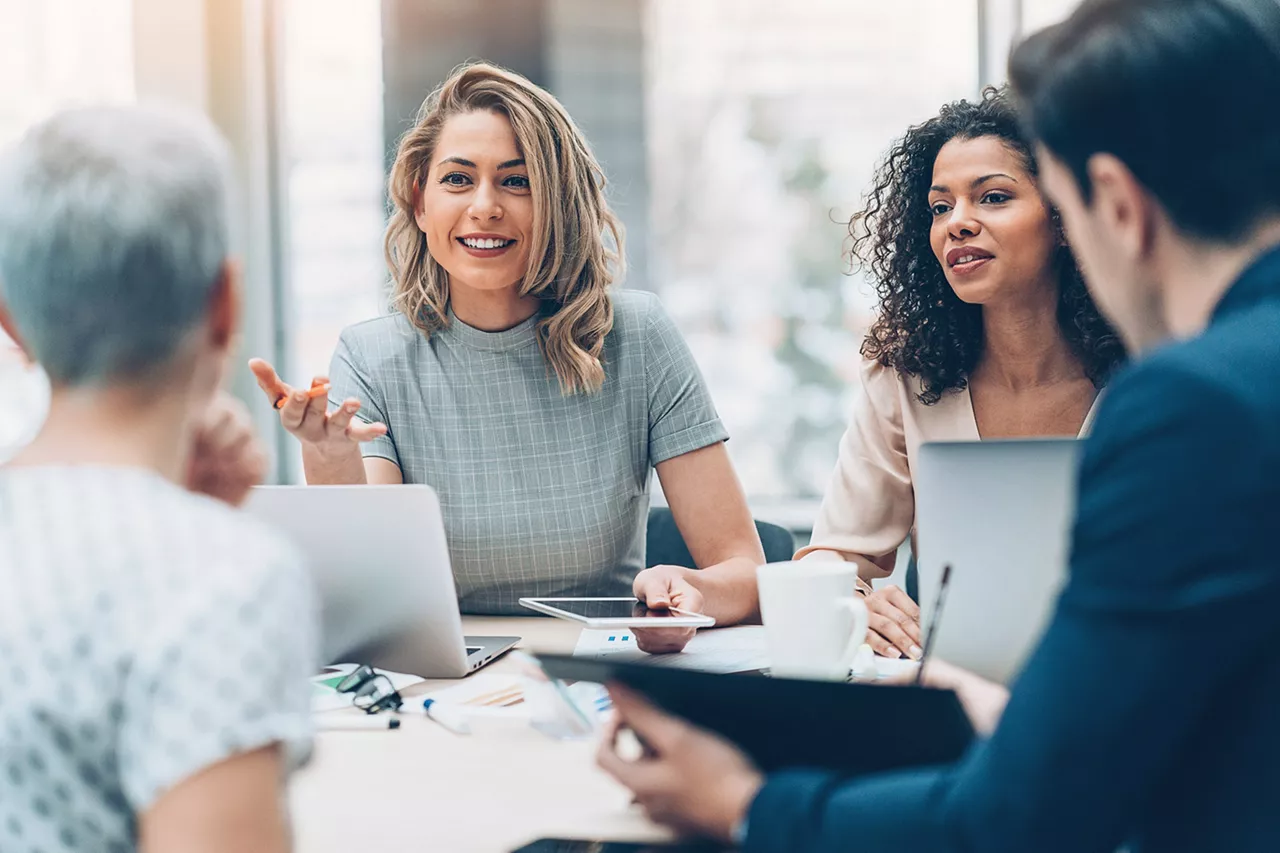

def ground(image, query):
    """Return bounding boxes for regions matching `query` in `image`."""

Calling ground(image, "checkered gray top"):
[0,467,317,853]
[327,290,728,613]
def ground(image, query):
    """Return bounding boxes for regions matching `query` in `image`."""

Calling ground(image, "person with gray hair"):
[0,105,317,853]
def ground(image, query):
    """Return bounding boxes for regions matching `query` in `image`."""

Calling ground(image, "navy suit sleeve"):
[745,361,1280,853]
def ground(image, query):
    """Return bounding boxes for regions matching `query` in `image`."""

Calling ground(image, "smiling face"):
[414,109,535,296]
[927,135,1059,307]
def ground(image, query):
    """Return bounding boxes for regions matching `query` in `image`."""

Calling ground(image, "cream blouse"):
[797,356,1098,575]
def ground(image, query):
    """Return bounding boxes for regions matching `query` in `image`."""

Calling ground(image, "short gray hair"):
[0,104,233,386]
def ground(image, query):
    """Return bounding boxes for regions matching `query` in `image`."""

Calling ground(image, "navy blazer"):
[746,244,1280,853]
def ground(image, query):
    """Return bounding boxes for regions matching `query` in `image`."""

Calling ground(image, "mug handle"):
[836,596,870,675]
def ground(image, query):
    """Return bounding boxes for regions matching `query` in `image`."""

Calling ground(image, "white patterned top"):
[0,466,318,853]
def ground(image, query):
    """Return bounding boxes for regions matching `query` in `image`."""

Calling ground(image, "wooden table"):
[290,616,670,853]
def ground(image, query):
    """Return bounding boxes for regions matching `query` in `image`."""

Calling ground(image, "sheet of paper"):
[573,625,771,674]
[573,626,921,679]
[865,656,920,680]
[412,672,530,718]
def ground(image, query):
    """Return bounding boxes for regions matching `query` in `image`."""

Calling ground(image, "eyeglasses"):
[335,664,404,714]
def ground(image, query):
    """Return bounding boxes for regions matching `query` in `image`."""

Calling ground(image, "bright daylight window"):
[0,0,135,460]
[0,0,1070,488]
[281,0,386,388]
[277,1,1024,507]
[646,0,977,503]
[1020,0,1085,34]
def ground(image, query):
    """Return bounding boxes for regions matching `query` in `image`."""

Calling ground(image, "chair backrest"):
[646,506,796,568]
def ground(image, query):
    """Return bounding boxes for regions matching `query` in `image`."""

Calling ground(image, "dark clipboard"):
[537,653,975,775]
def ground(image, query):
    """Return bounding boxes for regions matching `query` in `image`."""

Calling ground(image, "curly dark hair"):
[852,87,1125,405]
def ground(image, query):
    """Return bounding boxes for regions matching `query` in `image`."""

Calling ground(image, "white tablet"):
[518,597,716,629]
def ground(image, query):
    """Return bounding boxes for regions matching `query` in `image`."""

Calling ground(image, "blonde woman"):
[250,63,764,652]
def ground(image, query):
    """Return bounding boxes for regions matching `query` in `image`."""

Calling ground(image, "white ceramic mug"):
[757,560,869,680]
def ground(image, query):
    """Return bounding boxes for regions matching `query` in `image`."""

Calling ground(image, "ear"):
[1049,208,1069,248]
[0,300,32,365]
[206,258,242,352]
[1086,153,1158,262]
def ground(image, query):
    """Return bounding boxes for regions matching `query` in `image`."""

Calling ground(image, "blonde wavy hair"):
[384,62,624,395]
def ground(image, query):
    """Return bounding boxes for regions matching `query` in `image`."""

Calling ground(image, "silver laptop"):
[915,439,1082,684]
[244,484,519,678]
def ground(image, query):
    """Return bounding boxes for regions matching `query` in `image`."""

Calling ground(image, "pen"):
[914,563,953,685]
[317,715,401,731]
[423,698,472,735]
[274,381,331,410]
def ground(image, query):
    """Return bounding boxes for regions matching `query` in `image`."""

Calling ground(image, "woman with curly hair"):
[796,88,1125,658]
[249,63,765,652]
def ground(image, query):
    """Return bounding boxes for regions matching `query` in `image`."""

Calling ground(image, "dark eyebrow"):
[437,156,525,170]
[930,173,1019,194]
[972,173,1017,188]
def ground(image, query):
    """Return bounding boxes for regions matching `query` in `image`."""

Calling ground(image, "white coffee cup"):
[757,560,869,680]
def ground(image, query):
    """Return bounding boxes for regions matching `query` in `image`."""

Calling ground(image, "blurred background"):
[0,0,1079,535]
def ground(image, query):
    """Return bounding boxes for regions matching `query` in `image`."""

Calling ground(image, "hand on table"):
[632,565,704,654]
[186,392,267,507]
[920,659,1009,736]
[597,684,763,843]
[248,358,387,452]
[864,583,922,661]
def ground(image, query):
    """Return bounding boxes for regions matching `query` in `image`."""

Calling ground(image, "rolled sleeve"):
[117,548,319,811]
[643,298,729,465]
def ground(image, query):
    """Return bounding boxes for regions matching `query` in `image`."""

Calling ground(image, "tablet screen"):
[541,598,690,620]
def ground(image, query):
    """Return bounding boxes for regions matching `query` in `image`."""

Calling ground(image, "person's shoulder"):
[1082,332,1280,513]
[1068,328,1280,608]
[182,492,296,555]
[605,289,689,365]
[1170,300,1280,416]
[857,354,905,395]
[854,354,947,424]
[1097,329,1276,446]
[609,288,666,337]
[337,312,420,363]
[341,312,412,337]
[1,467,311,620]
[90,469,310,594]
[154,486,311,597]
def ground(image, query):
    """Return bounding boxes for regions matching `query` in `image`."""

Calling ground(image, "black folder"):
[537,653,975,775]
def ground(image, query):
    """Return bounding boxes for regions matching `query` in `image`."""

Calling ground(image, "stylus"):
[914,562,953,685]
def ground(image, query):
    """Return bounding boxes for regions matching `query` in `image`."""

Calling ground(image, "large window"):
[0,0,1084,494]
[0,0,135,459]
[280,0,386,386]
[266,0,988,500]
[0,0,135,146]
[646,0,979,501]
[1021,0,1083,33]
[263,0,1121,507]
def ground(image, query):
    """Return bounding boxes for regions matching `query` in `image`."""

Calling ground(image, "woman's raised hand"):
[247,358,387,452]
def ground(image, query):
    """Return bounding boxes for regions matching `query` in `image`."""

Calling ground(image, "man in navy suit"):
[597,1,1280,850]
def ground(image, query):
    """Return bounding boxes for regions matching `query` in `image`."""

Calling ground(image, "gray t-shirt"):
[327,289,728,613]
[0,467,317,853]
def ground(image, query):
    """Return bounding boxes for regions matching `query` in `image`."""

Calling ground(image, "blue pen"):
[422,698,471,735]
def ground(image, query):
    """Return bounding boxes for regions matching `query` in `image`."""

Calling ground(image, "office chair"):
[645,506,796,569]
